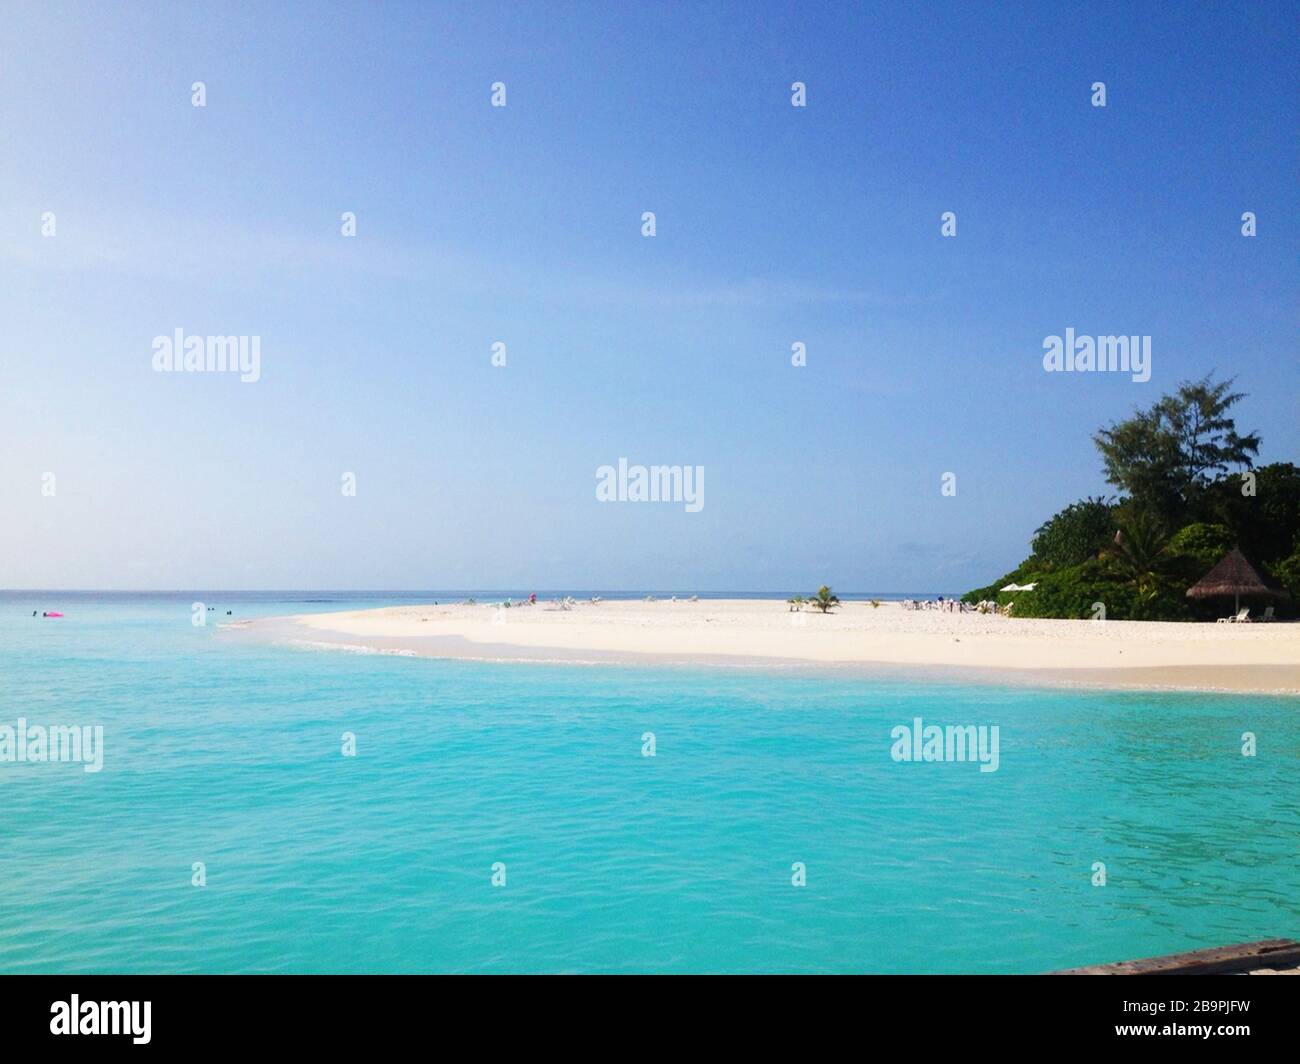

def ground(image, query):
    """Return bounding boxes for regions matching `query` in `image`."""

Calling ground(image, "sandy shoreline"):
[234,599,1300,694]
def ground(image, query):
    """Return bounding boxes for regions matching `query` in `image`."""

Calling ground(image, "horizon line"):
[0,587,957,596]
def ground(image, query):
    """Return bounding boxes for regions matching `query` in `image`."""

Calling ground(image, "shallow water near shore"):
[2,594,1297,973]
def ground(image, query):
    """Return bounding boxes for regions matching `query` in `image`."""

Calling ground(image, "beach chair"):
[1231,608,1251,623]
[1261,605,1275,622]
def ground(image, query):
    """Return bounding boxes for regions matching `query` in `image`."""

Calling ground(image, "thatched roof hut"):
[1185,548,1289,614]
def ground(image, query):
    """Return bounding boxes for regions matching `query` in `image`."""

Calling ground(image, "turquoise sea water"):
[1,593,1296,974]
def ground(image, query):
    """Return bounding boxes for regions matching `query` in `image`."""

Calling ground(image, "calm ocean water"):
[1,593,1296,973]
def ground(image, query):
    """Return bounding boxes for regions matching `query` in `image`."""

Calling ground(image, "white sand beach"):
[256,599,1300,694]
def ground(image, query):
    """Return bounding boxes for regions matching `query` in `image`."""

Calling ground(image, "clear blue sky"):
[1,1,1296,590]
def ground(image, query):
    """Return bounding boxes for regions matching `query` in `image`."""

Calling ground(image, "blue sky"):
[1,1,1296,591]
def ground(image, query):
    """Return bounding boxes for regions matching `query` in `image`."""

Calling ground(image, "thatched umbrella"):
[1185,548,1289,615]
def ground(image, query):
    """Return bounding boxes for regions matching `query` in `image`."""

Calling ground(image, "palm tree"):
[809,585,841,613]
[1103,514,1173,599]
[787,594,804,612]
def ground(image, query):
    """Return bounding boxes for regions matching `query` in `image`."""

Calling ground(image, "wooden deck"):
[1055,938,1300,975]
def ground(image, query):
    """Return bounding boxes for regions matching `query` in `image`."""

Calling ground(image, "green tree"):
[1194,462,1300,565]
[809,586,841,613]
[1093,375,1260,522]
[1030,497,1115,568]
[1270,547,1300,602]
[1102,514,1174,599]
[1167,522,1237,573]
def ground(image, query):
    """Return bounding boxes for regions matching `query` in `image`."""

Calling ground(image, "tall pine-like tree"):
[1093,375,1260,522]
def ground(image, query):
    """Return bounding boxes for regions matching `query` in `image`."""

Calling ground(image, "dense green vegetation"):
[962,375,1299,620]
